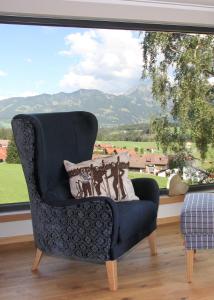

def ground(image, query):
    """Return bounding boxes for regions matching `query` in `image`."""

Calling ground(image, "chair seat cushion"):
[181,193,214,235]
[117,200,157,242]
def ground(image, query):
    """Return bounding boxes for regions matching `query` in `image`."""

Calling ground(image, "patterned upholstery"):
[12,111,159,262]
[181,193,214,249]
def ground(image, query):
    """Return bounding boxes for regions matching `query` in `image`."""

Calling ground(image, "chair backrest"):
[12,111,98,204]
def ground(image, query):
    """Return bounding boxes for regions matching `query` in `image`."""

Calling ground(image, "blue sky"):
[0,24,142,100]
[0,25,83,98]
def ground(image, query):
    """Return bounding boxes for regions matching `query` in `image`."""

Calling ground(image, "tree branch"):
[204,69,214,76]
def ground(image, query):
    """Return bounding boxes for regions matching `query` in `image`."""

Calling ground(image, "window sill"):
[0,194,185,223]
[0,185,213,221]
[0,210,31,223]
[0,202,30,213]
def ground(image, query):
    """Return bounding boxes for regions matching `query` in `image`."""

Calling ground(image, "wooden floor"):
[1,224,214,300]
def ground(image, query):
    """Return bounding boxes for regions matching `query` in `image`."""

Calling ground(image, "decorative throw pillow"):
[64,152,139,201]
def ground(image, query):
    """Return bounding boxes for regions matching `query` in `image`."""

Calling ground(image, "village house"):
[94,144,137,157]
[105,147,137,157]
[93,144,169,175]
[0,139,9,162]
[0,139,9,148]
[129,153,169,174]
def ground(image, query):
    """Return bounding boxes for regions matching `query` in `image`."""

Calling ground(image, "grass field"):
[0,163,29,204]
[0,163,167,205]
[128,171,167,188]
[96,140,158,151]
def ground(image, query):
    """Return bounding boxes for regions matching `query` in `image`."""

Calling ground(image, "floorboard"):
[1,224,214,300]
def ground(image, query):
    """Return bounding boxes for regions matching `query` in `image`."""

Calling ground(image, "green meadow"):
[0,163,29,204]
[96,140,158,151]
[128,171,167,188]
[0,163,167,205]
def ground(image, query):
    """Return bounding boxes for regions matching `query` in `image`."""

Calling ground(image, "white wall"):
[158,202,183,218]
[0,220,32,238]
[0,0,214,28]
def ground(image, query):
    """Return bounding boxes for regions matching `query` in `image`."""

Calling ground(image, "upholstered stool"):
[181,192,214,282]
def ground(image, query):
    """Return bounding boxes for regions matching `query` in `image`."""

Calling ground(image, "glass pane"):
[0,24,213,205]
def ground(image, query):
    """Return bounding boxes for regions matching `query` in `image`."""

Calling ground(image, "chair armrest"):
[34,196,119,262]
[64,196,119,247]
[131,178,159,207]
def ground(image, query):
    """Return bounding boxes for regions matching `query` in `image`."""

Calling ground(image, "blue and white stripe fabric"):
[181,193,214,249]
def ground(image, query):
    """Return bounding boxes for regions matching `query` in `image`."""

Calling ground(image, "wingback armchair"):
[12,111,159,291]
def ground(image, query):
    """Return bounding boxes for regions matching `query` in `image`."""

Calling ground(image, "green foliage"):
[142,32,214,159]
[0,127,12,139]
[97,123,153,142]
[168,150,191,170]
[207,166,214,173]
[151,117,190,153]
[6,136,20,164]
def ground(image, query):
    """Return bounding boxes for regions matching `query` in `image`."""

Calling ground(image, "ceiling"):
[0,0,214,28]
[70,0,214,6]
[121,0,214,5]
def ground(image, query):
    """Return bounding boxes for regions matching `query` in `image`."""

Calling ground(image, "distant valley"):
[0,81,160,128]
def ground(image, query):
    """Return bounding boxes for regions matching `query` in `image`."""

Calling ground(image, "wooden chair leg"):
[148,230,157,256]
[194,249,196,260]
[106,260,118,291]
[32,248,43,272]
[186,250,194,283]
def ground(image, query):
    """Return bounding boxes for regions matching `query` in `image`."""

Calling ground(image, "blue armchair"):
[12,111,159,291]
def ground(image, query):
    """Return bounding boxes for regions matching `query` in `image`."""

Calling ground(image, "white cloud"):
[59,29,142,94]
[0,69,7,77]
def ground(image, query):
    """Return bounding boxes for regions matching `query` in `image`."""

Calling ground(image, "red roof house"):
[130,153,169,173]
[0,147,7,161]
[0,139,9,148]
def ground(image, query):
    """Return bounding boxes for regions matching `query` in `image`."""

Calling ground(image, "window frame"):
[0,15,213,212]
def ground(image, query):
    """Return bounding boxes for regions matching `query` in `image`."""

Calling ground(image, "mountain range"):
[0,81,159,128]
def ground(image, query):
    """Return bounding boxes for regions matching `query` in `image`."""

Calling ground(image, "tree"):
[6,135,20,164]
[134,147,139,153]
[142,32,214,159]
[0,127,12,139]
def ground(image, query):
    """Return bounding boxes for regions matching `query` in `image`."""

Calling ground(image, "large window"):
[0,21,213,206]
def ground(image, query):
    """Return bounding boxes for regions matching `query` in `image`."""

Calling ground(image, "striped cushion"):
[184,234,214,249]
[181,193,214,235]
